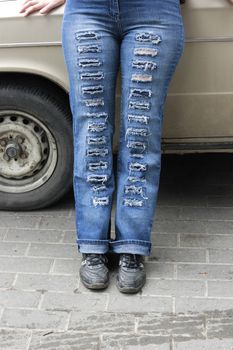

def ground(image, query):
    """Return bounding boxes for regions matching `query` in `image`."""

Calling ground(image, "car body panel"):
[164,0,233,148]
[1,0,233,153]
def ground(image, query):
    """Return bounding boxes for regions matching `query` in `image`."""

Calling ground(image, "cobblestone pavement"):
[0,154,233,349]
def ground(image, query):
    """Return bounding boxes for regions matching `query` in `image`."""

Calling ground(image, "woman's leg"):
[111,0,184,256]
[61,0,120,255]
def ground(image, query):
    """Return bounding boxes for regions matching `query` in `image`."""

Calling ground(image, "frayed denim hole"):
[77,44,102,54]
[122,198,145,208]
[128,101,151,111]
[75,31,99,42]
[87,121,107,133]
[131,74,152,83]
[132,60,157,72]
[135,32,162,45]
[80,71,104,81]
[78,58,102,68]
[134,47,158,57]
[86,135,107,145]
[83,98,104,107]
[128,114,150,125]
[87,161,108,171]
[129,88,152,99]
[128,161,147,173]
[86,148,109,157]
[92,196,110,207]
[81,85,104,96]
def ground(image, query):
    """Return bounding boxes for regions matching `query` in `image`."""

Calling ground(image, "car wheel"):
[0,78,73,210]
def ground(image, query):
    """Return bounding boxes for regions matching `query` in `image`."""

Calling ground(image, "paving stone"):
[207,195,233,207]
[207,309,233,339]
[15,274,78,292]
[180,234,233,249]
[179,194,208,207]
[68,312,135,332]
[142,279,205,297]
[177,264,233,280]
[176,297,233,313]
[0,328,31,350]
[137,313,205,340]
[70,209,76,217]
[157,192,183,206]
[5,229,64,243]
[0,228,6,240]
[0,289,41,308]
[145,262,174,279]
[153,220,207,234]
[107,295,173,313]
[0,216,40,229]
[29,331,99,350]
[153,207,181,221]
[209,249,233,263]
[52,259,81,274]
[41,292,107,312]
[206,221,233,235]
[0,309,69,330]
[174,339,233,350]
[62,230,76,243]
[151,233,178,247]
[0,273,16,289]
[149,248,206,263]
[0,242,29,256]
[38,217,76,230]
[0,257,52,273]
[180,207,233,221]
[203,184,233,196]
[208,281,233,297]
[101,334,170,350]
[27,243,78,258]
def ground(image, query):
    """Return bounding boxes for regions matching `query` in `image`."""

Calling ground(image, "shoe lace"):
[121,254,143,269]
[84,253,107,266]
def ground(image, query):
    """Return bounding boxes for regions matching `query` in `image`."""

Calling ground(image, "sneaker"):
[116,253,146,294]
[79,253,109,290]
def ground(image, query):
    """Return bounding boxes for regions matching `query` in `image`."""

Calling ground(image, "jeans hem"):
[110,240,151,256]
[77,239,109,254]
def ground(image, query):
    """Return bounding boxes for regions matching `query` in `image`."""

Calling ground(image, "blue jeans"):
[61,0,185,256]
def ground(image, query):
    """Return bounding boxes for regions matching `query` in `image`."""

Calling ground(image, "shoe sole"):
[116,276,146,294]
[81,279,109,290]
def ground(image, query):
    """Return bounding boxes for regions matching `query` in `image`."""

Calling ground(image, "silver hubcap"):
[0,110,58,193]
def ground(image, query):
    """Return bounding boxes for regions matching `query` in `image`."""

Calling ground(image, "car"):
[0,0,233,210]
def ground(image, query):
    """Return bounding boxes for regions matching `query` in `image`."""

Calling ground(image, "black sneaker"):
[79,253,109,290]
[116,253,146,294]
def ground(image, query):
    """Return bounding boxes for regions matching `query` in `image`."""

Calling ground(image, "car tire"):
[0,76,73,210]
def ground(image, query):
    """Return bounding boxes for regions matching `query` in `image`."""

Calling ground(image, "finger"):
[19,0,37,11]
[20,0,40,12]
[39,1,60,13]
[23,4,43,16]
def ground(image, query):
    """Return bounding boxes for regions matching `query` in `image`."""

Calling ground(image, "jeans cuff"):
[77,239,109,254]
[110,239,151,256]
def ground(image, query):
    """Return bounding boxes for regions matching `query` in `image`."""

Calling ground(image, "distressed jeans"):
[61,0,185,256]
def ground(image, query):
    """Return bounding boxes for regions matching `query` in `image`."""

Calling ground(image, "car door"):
[162,0,233,152]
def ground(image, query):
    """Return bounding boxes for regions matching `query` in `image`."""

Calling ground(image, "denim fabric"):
[61,0,185,256]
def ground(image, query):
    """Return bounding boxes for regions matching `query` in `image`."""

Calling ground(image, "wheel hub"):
[0,110,58,193]
[3,137,23,160]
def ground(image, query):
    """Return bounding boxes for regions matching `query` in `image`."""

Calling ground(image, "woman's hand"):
[19,0,65,16]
